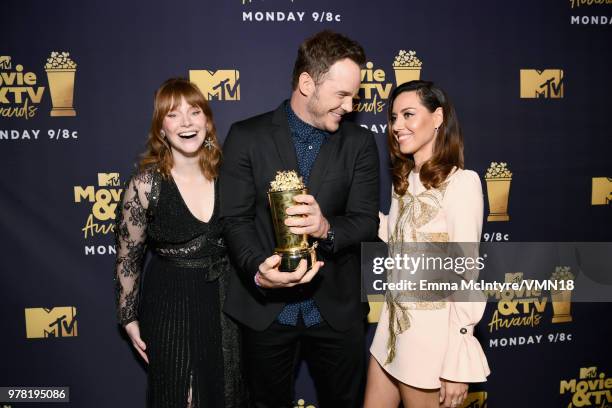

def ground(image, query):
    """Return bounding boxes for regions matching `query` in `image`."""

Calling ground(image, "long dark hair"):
[387,80,464,195]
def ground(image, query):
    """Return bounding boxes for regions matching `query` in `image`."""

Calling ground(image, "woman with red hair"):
[114,78,247,407]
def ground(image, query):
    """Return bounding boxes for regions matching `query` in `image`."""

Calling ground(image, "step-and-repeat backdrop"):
[1,0,611,407]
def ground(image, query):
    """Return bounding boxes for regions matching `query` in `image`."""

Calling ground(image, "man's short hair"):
[292,30,366,89]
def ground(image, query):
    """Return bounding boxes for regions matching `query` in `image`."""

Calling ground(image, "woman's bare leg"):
[398,382,440,408]
[364,356,401,408]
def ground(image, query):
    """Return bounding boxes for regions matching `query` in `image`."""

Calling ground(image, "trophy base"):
[276,244,317,272]
[552,314,572,323]
[51,108,76,117]
[487,214,509,221]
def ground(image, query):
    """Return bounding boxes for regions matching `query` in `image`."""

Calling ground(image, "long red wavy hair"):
[139,78,221,180]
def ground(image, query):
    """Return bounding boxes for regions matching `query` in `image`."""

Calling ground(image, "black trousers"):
[242,318,366,408]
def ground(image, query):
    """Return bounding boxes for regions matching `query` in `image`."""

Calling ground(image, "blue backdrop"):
[1,0,611,406]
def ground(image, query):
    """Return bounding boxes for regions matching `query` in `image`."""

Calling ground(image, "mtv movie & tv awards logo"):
[592,177,612,205]
[357,50,422,135]
[560,367,612,407]
[520,69,564,99]
[0,52,77,120]
[190,69,240,101]
[485,268,575,349]
[74,173,122,255]
[24,306,78,339]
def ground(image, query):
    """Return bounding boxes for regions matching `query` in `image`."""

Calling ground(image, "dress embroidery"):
[385,180,449,365]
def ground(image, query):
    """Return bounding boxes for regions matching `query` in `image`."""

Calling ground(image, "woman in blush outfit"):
[365,80,490,408]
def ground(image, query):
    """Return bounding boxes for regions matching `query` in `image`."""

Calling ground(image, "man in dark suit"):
[220,30,379,407]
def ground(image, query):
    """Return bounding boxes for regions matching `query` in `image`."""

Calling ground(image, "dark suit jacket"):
[220,102,380,331]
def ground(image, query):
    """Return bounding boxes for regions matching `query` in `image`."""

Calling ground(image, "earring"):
[160,129,166,138]
[203,137,214,150]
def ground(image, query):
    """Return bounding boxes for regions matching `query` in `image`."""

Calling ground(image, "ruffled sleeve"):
[440,169,491,382]
[114,169,153,327]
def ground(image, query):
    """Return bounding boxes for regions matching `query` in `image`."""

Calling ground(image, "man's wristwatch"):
[321,226,335,248]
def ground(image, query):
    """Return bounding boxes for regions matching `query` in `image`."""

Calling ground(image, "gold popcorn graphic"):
[520,69,564,98]
[591,177,612,205]
[189,69,240,101]
[460,391,487,408]
[485,162,512,222]
[550,266,574,323]
[25,307,78,338]
[45,51,77,116]
[392,50,422,86]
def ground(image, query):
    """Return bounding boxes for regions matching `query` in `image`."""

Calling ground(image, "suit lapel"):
[270,103,299,172]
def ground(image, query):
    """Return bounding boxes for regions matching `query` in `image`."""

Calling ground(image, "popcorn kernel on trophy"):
[45,51,77,117]
[268,171,318,272]
[485,162,512,222]
[392,50,422,86]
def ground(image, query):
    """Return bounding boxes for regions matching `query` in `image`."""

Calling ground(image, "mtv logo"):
[0,56,11,69]
[580,367,597,379]
[592,177,612,205]
[25,307,78,338]
[98,173,120,187]
[520,69,564,98]
[190,69,240,101]
[505,272,523,284]
[461,391,487,408]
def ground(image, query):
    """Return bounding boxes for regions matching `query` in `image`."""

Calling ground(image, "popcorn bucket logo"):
[0,56,11,69]
[560,367,611,408]
[484,162,512,222]
[550,266,574,323]
[460,391,487,408]
[591,177,612,205]
[74,173,123,239]
[189,69,240,101]
[45,51,77,116]
[392,50,422,86]
[520,69,564,98]
[25,307,78,338]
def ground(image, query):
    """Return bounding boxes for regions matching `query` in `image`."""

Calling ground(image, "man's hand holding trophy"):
[255,171,326,289]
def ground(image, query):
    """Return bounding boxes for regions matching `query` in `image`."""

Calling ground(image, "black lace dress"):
[114,167,247,407]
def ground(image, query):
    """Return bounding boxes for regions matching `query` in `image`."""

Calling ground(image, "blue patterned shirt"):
[276,101,329,327]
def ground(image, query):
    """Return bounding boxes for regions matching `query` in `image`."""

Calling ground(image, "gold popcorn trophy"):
[268,171,318,272]
[485,162,512,221]
[550,266,574,323]
[392,50,422,86]
[45,51,77,117]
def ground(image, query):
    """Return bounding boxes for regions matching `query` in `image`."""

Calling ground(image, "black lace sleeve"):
[114,169,153,327]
